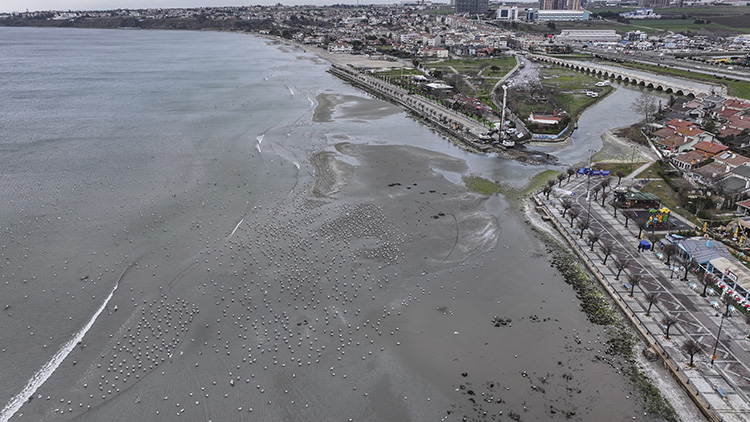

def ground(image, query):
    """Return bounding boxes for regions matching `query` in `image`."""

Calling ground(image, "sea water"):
[1,27,648,421]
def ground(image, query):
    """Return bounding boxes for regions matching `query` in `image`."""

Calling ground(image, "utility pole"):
[711,313,725,367]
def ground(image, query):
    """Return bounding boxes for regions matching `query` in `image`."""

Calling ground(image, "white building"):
[496,6,519,21]
[555,29,621,42]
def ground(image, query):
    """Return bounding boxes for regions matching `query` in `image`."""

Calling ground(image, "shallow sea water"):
[1,27,651,421]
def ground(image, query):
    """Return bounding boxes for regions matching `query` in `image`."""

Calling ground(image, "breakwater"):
[328,64,556,165]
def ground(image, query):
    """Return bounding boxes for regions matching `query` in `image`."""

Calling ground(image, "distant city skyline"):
[1,0,424,14]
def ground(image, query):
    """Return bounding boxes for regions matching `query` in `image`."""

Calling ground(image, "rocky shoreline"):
[529,211,680,422]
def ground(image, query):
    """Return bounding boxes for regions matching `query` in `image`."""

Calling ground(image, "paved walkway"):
[536,175,750,422]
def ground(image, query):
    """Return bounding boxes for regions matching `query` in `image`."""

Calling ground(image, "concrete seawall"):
[328,64,556,165]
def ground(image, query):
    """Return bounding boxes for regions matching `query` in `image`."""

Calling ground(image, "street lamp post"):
[501,84,508,131]
[711,313,726,367]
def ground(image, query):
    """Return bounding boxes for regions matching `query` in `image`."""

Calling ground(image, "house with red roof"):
[671,150,711,172]
[693,140,728,157]
[665,118,695,131]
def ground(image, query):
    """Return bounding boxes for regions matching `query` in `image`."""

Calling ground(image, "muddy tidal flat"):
[2,27,654,422]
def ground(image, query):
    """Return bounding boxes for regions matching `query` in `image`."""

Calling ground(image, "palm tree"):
[561,198,573,218]
[600,243,614,265]
[681,338,703,367]
[644,292,659,316]
[568,208,580,228]
[627,272,642,297]
[566,167,576,182]
[557,173,566,187]
[588,231,600,252]
[662,314,679,339]
[613,256,629,280]
[577,218,589,239]
[663,244,676,265]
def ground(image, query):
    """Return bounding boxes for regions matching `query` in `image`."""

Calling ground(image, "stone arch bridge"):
[530,54,712,98]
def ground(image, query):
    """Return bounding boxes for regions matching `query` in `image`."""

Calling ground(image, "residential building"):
[671,150,710,171]
[693,140,728,156]
[714,151,750,169]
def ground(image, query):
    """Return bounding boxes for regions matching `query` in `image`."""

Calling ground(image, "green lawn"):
[537,67,614,117]
[633,19,750,34]
[375,68,423,76]
[593,161,648,174]
[640,178,696,221]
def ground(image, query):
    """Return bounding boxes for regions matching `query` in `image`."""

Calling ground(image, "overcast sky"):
[1,0,411,14]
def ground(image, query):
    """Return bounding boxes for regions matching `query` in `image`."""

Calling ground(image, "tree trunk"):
[646,302,653,316]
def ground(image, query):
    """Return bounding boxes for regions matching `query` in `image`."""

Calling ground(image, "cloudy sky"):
[2,0,408,13]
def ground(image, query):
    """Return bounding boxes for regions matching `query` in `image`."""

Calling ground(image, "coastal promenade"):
[533,175,750,422]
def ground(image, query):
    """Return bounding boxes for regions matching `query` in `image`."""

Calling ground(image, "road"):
[541,174,750,421]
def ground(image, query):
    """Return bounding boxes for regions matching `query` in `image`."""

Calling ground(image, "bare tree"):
[557,173,566,187]
[616,170,626,185]
[546,179,556,189]
[600,190,609,208]
[681,338,704,367]
[647,233,660,253]
[663,244,676,265]
[631,91,659,122]
[645,292,659,316]
[599,177,611,194]
[542,185,552,200]
[561,198,573,218]
[611,201,619,219]
[682,259,697,281]
[662,314,679,339]
[613,256,629,280]
[627,272,642,297]
[591,185,601,201]
[568,208,580,228]
[577,218,589,239]
[721,292,734,317]
[600,243,614,265]
[588,231,600,251]
[566,167,576,182]
[698,271,712,297]
[636,217,649,239]
[623,211,631,228]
